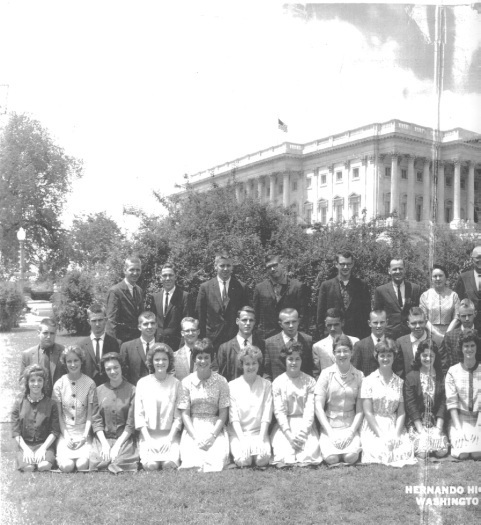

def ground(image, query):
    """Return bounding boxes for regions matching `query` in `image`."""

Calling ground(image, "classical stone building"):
[180,119,481,229]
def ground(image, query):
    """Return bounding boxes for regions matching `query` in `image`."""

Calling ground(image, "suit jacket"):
[263,332,313,382]
[317,276,371,339]
[173,344,219,382]
[253,277,310,339]
[20,343,65,398]
[374,281,422,339]
[195,276,250,348]
[439,327,481,376]
[396,333,428,379]
[312,334,359,380]
[455,269,481,332]
[151,286,190,350]
[217,333,266,382]
[79,334,120,386]
[403,370,446,428]
[106,280,144,344]
[120,338,150,386]
[351,336,404,378]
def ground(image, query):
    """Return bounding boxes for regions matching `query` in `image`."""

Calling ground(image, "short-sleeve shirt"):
[178,372,229,421]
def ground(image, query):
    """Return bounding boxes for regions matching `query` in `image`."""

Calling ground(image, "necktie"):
[377,338,381,343]
[189,352,195,373]
[222,281,228,309]
[397,284,403,307]
[95,338,101,363]
[164,291,169,315]
[146,341,150,357]
[41,348,53,395]
[244,339,248,346]
[133,286,140,306]
[340,281,350,309]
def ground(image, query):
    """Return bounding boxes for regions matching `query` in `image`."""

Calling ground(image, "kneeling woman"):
[228,345,272,468]
[315,335,364,465]
[270,342,321,467]
[360,339,415,466]
[445,330,481,460]
[404,340,448,459]
[178,339,230,472]
[90,353,139,473]
[135,343,182,470]
[12,364,60,472]
[53,346,96,472]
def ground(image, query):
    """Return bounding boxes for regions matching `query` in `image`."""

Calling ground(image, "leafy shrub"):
[0,283,25,331]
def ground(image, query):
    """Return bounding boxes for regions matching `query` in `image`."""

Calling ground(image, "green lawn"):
[1,325,480,524]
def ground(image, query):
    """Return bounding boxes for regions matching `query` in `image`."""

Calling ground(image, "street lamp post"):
[17,227,26,296]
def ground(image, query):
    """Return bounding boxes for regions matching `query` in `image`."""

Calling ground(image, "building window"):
[349,195,361,221]
[266,186,270,197]
[385,167,391,178]
[304,203,313,225]
[461,177,466,189]
[445,176,452,187]
[416,197,423,221]
[333,198,344,222]
[318,200,328,225]
[279,184,283,194]
[336,171,342,182]
[320,174,327,185]
[445,201,452,222]
[352,167,359,180]
[416,171,423,182]
[401,169,407,179]
[384,194,391,216]
[306,177,312,189]
[476,181,480,191]
[292,181,297,191]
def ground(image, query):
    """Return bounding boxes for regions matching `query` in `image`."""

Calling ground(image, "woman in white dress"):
[53,346,96,472]
[360,339,415,466]
[270,341,321,468]
[228,345,272,468]
[135,343,182,470]
[315,335,364,465]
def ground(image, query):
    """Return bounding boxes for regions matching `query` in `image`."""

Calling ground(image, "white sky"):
[1,1,480,230]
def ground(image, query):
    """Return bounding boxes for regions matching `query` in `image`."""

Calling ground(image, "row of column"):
[235,173,292,207]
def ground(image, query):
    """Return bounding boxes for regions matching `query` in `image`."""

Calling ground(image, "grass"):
[1,324,480,524]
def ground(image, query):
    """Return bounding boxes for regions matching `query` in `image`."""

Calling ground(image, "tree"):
[0,113,83,278]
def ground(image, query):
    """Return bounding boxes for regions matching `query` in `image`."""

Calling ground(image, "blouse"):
[11,396,60,443]
[419,288,460,325]
[178,372,230,419]
[52,374,96,427]
[360,370,404,417]
[445,363,481,414]
[92,380,136,439]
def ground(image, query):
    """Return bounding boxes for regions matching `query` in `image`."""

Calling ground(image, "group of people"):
[13,249,481,472]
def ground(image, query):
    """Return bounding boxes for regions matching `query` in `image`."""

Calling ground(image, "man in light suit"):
[455,245,481,333]
[218,306,265,382]
[120,311,157,385]
[263,308,313,382]
[173,317,218,381]
[395,307,428,379]
[351,310,404,378]
[19,318,64,397]
[78,304,120,386]
[150,263,190,350]
[106,256,144,344]
[253,254,310,340]
[195,251,250,351]
[316,250,370,340]
[374,258,423,340]
[312,308,359,379]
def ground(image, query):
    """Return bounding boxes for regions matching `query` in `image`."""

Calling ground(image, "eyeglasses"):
[182,329,198,334]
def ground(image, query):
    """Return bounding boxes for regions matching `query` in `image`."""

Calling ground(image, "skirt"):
[228,429,272,464]
[90,435,139,472]
[408,425,448,455]
[56,424,92,462]
[449,411,481,457]
[16,441,56,471]
[270,417,322,465]
[360,415,415,467]
[319,428,361,458]
[138,429,181,466]
[179,417,229,472]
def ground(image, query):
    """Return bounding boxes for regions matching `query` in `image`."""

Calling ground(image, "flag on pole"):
[278,118,288,132]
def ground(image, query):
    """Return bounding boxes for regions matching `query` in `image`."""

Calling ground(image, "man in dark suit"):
[317,250,370,340]
[19,318,64,397]
[150,263,190,350]
[396,307,428,379]
[218,306,265,382]
[455,245,481,333]
[374,258,423,340]
[195,251,250,351]
[264,308,313,381]
[351,310,403,377]
[78,304,120,386]
[120,311,157,385]
[106,256,144,344]
[253,254,310,340]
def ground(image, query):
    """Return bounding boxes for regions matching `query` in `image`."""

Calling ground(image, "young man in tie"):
[395,307,428,379]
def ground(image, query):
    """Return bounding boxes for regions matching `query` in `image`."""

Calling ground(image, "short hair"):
[432,263,448,279]
[411,340,442,375]
[237,305,256,319]
[181,317,199,330]
[459,299,476,311]
[325,308,344,321]
[389,258,405,267]
[373,338,398,359]
[60,345,87,369]
[279,340,305,364]
[146,343,175,374]
[214,251,232,264]
[333,334,353,352]
[138,311,156,324]
[458,330,478,360]
[191,338,216,361]
[100,352,127,378]
[38,318,57,330]
[265,254,281,264]
[87,303,106,317]
[124,256,141,268]
[160,263,176,274]
[336,250,354,263]
[237,345,264,369]
[22,364,47,396]
[370,309,386,320]
[279,308,298,319]
[408,307,425,319]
